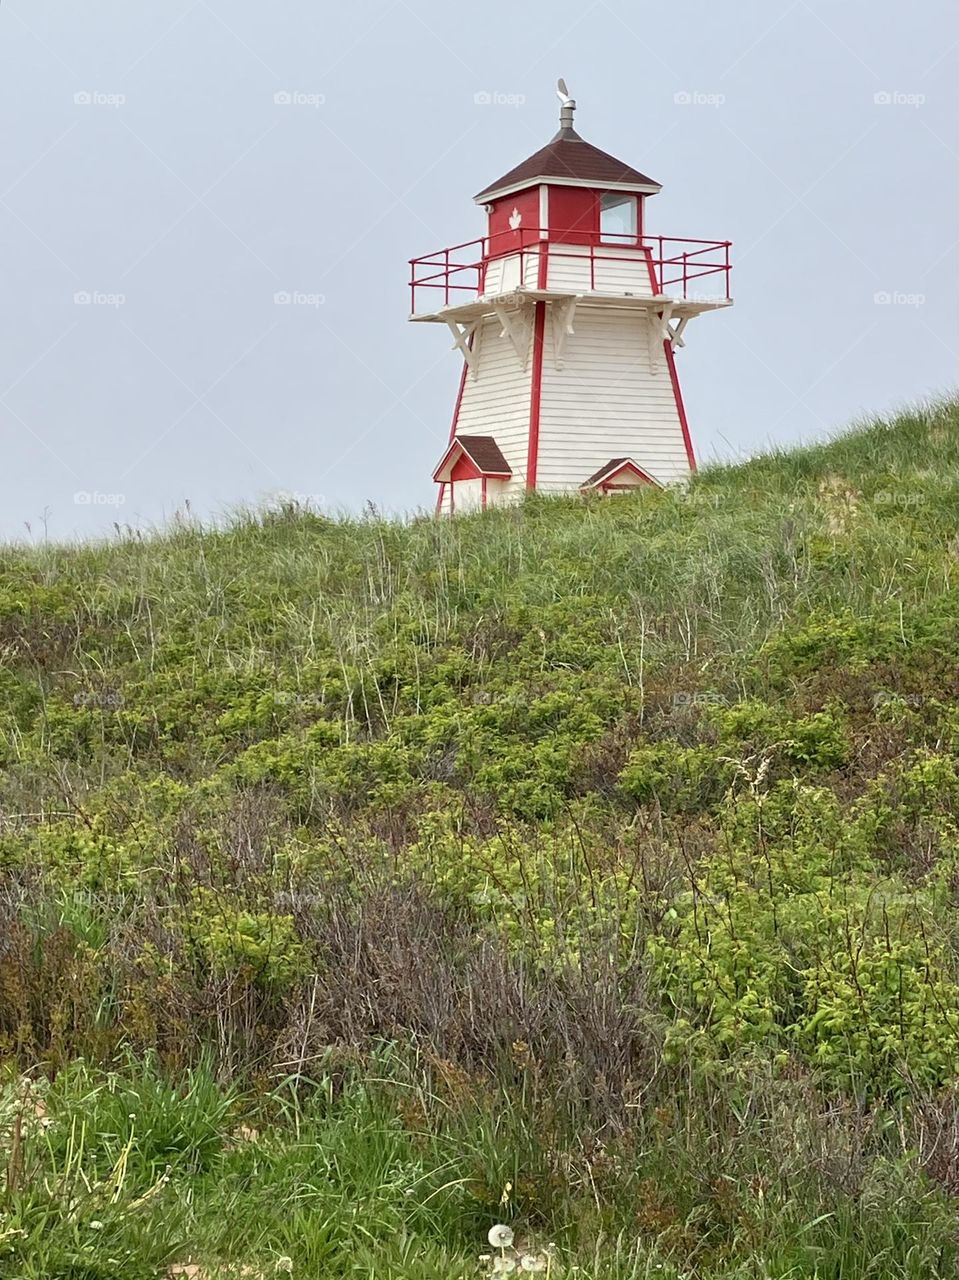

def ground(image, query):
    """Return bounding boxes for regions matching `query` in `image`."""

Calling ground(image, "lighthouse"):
[409,82,733,515]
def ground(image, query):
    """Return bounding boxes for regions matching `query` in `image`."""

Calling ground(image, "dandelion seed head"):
[520,1256,546,1273]
[488,1224,514,1249]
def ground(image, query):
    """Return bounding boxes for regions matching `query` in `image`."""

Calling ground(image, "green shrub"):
[185,889,309,990]
[620,742,735,813]
[655,783,959,1091]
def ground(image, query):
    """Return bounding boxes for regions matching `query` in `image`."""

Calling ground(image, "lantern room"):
[477,85,660,256]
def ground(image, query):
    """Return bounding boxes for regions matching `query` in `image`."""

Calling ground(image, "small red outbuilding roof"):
[580,457,659,490]
[475,125,661,203]
[433,435,512,483]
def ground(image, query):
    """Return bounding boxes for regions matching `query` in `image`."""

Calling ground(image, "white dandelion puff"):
[521,1256,546,1273]
[488,1224,514,1249]
[493,1258,517,1275]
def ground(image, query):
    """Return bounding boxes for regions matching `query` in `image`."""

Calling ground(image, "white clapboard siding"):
[485,478,516,507]
[440,476,521,515]
[482,255,511,295]
[452,477,483,513]
[545,245,653,296]
[454,314,532,490]
[537,307,691,489]
[544,244,590,293]
[483,249,541,296]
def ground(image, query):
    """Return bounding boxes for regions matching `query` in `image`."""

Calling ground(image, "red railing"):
[409,228,732,314]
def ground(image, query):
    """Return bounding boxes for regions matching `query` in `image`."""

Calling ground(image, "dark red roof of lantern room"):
[475,124,661,203]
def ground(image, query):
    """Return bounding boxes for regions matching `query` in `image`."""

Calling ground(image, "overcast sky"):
[1,0,957,537]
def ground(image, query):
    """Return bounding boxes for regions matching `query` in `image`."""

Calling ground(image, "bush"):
[620,742,736,813]
[655,783,959,1091]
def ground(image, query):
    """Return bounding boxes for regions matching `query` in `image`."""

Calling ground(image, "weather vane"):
[556,78,575,131]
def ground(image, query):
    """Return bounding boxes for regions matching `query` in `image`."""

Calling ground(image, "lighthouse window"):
[600,193,637,243]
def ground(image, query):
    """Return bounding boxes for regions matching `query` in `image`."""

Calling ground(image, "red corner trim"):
[665,340,697,472]
[642,246,696,472]
[526,302,546,489]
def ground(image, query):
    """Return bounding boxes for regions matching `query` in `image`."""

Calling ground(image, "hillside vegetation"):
[3,400,959,1278]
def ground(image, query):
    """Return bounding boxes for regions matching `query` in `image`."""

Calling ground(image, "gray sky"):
[1,0,957,537]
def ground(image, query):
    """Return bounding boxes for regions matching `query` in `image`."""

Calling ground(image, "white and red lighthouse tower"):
[410,83,733,514]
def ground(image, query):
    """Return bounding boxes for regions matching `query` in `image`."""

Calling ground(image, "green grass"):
[3,397,959,1275]
[3,1056,957,1280]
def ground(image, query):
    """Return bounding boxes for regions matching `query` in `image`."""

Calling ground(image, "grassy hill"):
[3,399,959,1277]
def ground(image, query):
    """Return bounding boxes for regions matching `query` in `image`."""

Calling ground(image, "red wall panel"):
[548,186,597,243]
[486,187,542,254]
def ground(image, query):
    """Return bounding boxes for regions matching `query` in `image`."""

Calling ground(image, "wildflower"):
[493,1259,517,1275]
[488,1224,514,1249]
[520,1256,546,1273]
[275,1259,294,1274]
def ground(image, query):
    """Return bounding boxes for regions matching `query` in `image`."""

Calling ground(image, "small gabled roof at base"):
[433,434,512,483]
[580,457,659,490]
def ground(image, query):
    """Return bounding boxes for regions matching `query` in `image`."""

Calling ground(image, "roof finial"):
[556,78,575,132]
